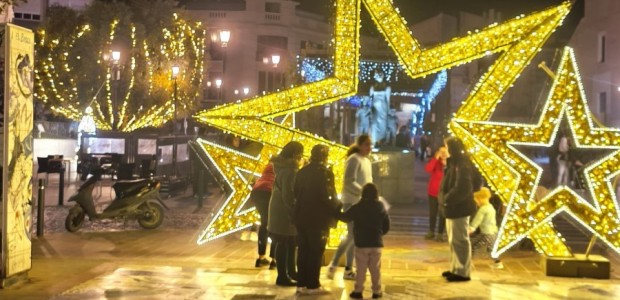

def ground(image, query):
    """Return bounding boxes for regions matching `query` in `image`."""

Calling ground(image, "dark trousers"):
[428,195,445,234]
[272,233,297,281]
[296,227,328,289]
[252,190,275,257]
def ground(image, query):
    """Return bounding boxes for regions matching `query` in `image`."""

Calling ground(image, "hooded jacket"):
[267,156,299,236]
[439,156,476,219]
[293,161,341,231]
[339,198,390,248]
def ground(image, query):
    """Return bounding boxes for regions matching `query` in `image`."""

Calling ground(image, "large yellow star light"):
[194,0,572,245]
[451,48,620,257]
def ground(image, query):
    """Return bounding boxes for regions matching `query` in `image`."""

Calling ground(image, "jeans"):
[557,159,570,186]
[330,203,354,268]
[272,233,297,282]
[296,227,328,289]
[354,247,382,293]
[428,195,445,235]
[446,217,472,278]
[252,190,275,257]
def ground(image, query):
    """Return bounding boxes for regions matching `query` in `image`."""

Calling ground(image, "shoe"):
[492,262,504,269]
[305,287,329,295]
[441,271,452,277]
[349,291,364,299]
[295,287,306,295]
[255,258,270,268]
[446,273,471,282]
[343,270,356,280]
[424,231,435,240]
[326,265,337,279]
[372,291,383,299]
[276,277,297,287]
[269,260,277,270]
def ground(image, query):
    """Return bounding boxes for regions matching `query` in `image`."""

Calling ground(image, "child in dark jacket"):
[339,183,390,299]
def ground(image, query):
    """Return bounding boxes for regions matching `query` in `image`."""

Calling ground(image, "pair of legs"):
[253,190,275,259]
[471,233,501,264]
[330,204,354,272]
[557,159,570,186]
[352,247,382,296]
[446,216,472,278]
[271,233,297,284]
[296,227,328,289]
[426,195,445,238]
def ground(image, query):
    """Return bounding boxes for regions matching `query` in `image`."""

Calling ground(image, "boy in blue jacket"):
[339,183,390,299]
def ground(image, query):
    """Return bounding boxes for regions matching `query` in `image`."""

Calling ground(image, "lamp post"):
[215,78,222,100]
[271,54,281,68]
[110,50,121,130]
[219,30,230,102]
[171,65,180,177]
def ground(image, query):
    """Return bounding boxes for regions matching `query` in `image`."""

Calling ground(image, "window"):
[14,13,22,18]
[598,32,606,63]
[265,2,281,13]
[258,71,284,93]
[599,91,607,114]
[257,35,288,61]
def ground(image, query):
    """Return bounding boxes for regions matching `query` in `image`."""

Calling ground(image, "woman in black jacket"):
[439,137,477,282]
[293,144,341,294]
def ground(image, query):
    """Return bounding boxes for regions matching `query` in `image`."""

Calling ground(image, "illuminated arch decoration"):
[194,0,572,247]
[451,48,620,257]
[299,58,403,83]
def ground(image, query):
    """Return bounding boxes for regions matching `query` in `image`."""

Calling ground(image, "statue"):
[387,107,398,145]
[370,70,391,146]
[356,96,372,135]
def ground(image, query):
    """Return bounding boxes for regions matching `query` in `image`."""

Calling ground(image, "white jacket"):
[341,154,373,204]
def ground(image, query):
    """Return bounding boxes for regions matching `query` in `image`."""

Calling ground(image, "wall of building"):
[570,0,620,127]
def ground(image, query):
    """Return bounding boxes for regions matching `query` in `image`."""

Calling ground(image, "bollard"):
[37,179,46,237]
[58,168,65,206]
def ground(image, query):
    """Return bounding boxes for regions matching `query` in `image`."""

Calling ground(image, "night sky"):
[297,0,565,22]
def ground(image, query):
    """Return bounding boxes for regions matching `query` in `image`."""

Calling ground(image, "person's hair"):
[356,134,371,147]
[361,183,379,201]
[310,144,329,163]
[279,141,304,159]
[346,145,360,157]
[474,187,491,205]
[444,137,468,162]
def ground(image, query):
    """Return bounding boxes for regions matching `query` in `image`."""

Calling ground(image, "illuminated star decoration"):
[194,0,572,245]
[451,47,620,257]
[194,116,293,243]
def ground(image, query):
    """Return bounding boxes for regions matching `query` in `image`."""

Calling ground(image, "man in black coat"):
[293,144,341,294]
[439,137,477,282]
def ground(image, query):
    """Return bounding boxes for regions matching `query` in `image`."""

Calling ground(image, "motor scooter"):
[65,168,168,232]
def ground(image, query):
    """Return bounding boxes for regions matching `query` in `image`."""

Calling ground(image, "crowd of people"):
[248,134,504,297]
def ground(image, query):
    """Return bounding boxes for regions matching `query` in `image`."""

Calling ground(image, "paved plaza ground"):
[1,165,619,299]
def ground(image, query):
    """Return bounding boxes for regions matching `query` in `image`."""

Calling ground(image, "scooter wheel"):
[138,202,165,229]
[65,207,85,232]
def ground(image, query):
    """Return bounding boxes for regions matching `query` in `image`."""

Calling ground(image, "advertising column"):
[1,23,34,285]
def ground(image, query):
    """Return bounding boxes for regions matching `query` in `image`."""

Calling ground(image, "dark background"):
[298,0,565,22]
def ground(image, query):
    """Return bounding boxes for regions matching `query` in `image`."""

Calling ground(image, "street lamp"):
[215,78,222,100]
[271,54,281,68]
[243,87,250,96]
[171,65,180,177]
[107,50,121,130]
[218,30,231,102]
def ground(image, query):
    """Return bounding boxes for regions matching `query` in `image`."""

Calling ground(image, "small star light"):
[194,0,572,245]
[451,47,620,257]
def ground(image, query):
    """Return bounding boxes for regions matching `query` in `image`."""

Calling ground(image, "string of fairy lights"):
[34,13,205,132]
[193,0,589,257]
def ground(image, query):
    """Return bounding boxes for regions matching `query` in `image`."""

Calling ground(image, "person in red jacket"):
[252,161,277,269]
[424,146,448,241]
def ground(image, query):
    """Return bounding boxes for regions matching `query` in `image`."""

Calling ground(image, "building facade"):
[570,0,620,127]
[184,0,332,106]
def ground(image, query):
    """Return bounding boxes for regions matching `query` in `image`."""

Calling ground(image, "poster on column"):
[1,23,34,279]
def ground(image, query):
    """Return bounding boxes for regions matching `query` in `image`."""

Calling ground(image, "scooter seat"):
[113,179,150,198]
